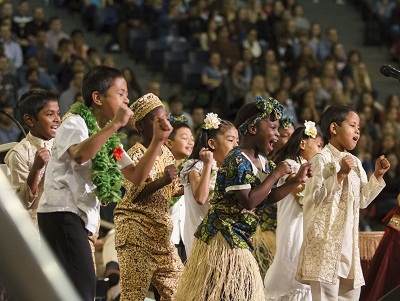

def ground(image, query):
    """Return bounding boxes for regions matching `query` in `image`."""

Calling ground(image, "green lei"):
[69,102,126,205]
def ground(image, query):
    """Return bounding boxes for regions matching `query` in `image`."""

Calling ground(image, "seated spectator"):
[168,94,194,129]
[320,59,343,94]
[46,16,70,52]
[209,24,240,70]
[121,66,142,105]
[0,23,23,73]
[25,6,49,44]
[58,71,84,117]
[224,59,249,117]
[242,28,263,63]
[0,105,22,145]
[17,56,59,96]
[244,74,270,104]
[71,29,89,61]
[25,29,55,72]
[380,93,400,123]
[12,0,32,49]
[199,17,218,52]
[190,106,205,134]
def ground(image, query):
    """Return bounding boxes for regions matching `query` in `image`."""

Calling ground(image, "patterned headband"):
[130,93,164,130]
[168,114,189,125]
[238,96,284,137]
[279,115,295,129]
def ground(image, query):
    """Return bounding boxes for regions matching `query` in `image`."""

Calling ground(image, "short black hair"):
[82,66,124,107]
[18,89,57,121]
[321,105,356,140]
[169,121,191,140]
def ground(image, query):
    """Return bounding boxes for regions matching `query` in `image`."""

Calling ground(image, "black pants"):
[38,212,96,301]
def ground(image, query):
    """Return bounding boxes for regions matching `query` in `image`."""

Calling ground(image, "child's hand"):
[199,148,213,165]
[153,114,173,142]
[161,164,179,185]
[32,147,50,171]
[294,162,313,183]
[374,155,390,178]
[339,155,355,175]
[112,106,134,129]
[272,161,293,179]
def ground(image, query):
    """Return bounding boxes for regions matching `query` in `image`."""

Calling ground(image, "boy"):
[296,105,390,300]
[114,93,184,300]
[5,89,60,229]
[37,66,172,301]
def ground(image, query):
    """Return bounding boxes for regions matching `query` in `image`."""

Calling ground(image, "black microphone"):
[0,108,27,138]
[380,64,400,80]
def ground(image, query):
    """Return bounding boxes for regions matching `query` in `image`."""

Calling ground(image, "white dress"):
[264,159,311,301]
[179,159,214,257]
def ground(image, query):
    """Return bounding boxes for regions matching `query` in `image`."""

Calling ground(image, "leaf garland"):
[69,102,126,205]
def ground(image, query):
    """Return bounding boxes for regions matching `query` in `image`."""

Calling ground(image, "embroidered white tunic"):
[296,144,385,288]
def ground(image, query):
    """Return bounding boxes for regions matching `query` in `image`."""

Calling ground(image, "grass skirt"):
[252,227,276,279]
[175,232,265,301]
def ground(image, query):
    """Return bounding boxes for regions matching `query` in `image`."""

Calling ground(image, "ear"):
[165,138,173,149]
[299,139,306,151]
[208,138,215,150]
[136,120,143,133]
[92,91,102,106]
[330,122,338,136]
[248,124,257,135]
[23,114,34,127]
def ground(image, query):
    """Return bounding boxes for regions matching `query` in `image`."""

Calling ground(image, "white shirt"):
[170,196,185,245]
[38,115,132,234]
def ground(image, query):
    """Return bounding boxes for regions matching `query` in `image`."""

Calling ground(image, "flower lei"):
[202,112,221,130]
[169,157,188,208]
[279,115,295,129]
[69,102,126,205]
[238,96,284,137]
[304,120,317,138]
[208,160,219,201]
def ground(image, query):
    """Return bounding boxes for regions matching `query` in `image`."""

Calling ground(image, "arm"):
[268,162,313,204]
[134,164,178,201]
[190,149,214,205]
[26,148,50,196]
[121,115,172,185]
[234,161,292,210]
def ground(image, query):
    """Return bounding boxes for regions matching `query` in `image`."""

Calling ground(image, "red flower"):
[113,147,123,161]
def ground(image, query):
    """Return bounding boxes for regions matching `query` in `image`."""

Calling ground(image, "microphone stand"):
[0,108,27,138]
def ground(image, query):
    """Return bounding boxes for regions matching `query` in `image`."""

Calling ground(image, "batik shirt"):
[195,147,274,250]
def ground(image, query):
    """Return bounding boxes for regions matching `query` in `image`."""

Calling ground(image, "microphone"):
[380,64,400,80]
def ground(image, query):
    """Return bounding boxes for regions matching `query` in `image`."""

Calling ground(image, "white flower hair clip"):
[304,120,317,138]
[202,113,221,130]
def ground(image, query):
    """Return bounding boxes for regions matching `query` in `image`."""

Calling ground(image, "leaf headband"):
[279,115,295,129]
[168,114,189,125]
[238,96,285,137]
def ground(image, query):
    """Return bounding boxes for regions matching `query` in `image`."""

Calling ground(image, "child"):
[179,112,238,257]
[5,89,60,230]
[360,192,400,301]
[175,96,313,301]
[166,115,195,263]
[37,66,172,301]
[296,105,390,300]
[114,93,184,300]
[264,121,323,300]
[268,115,295,159]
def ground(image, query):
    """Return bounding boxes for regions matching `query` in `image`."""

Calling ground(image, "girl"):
[179,113,238,257]
[264,121,324,301]
[165,116,195,264]
[175,96,313,301]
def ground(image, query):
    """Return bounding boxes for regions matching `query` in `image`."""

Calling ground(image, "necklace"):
[69,102,125,204]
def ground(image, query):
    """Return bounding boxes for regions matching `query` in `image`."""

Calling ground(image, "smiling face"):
[29,100,60,140]
[167,126,194,160]
[209,126,239,165]
[138,106,167,142]
[331,111,360,151]
[275,124,294,152]
[255,116,280,155]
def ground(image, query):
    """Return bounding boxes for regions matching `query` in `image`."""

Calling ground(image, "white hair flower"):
[304,120,317,138]
[202,113,221,130]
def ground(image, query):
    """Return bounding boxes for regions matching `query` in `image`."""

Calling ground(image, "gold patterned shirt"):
[297,144,385,288]
[114,143,181,249]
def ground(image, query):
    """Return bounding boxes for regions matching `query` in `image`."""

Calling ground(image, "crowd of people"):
[1,0,400,301]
